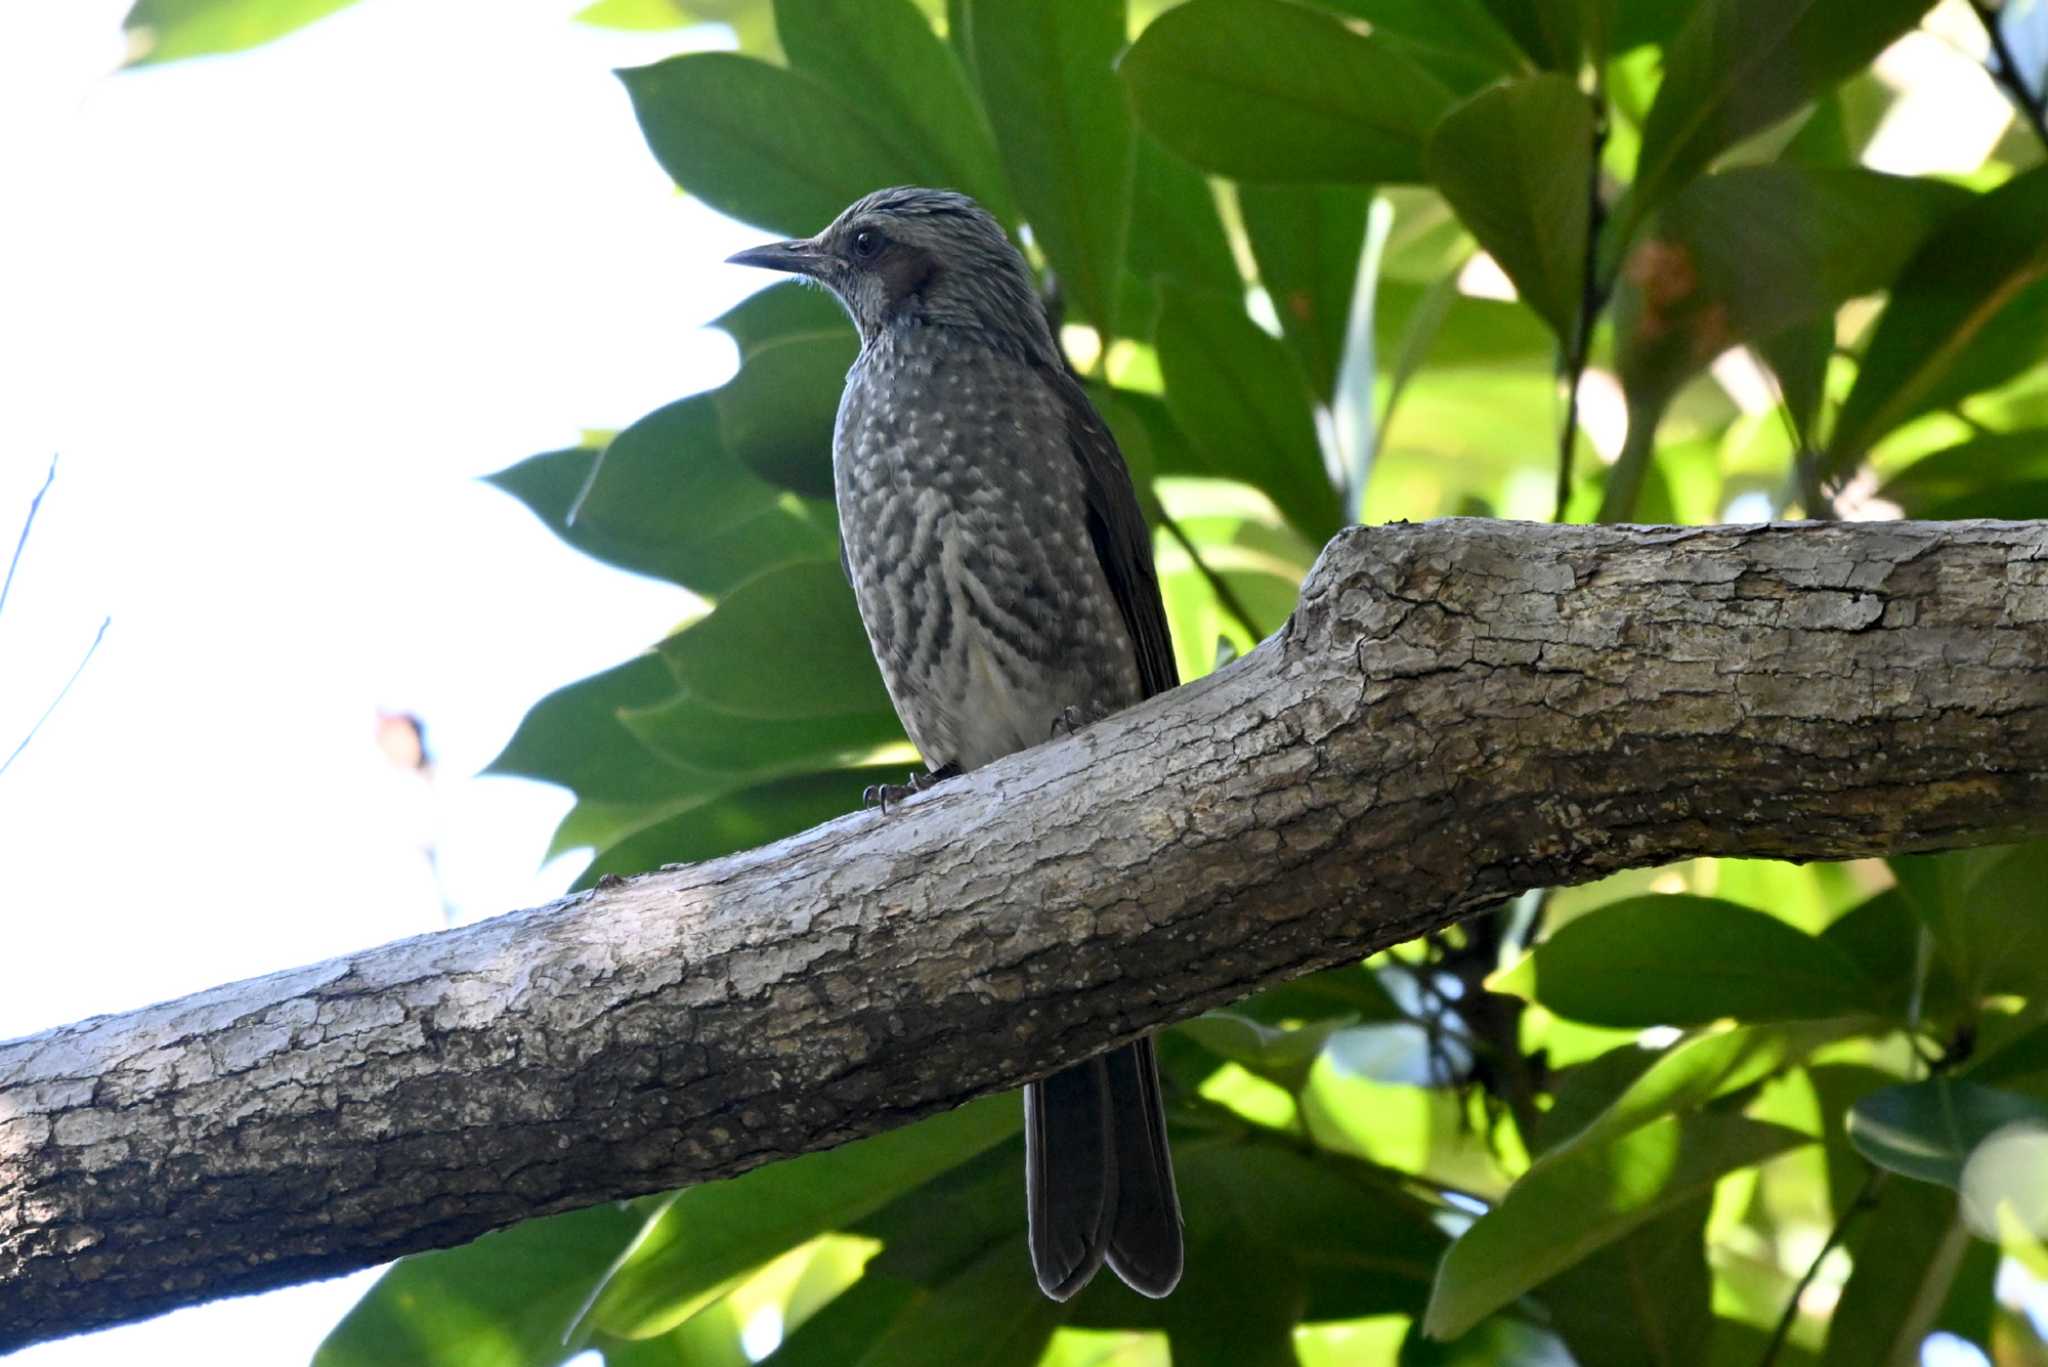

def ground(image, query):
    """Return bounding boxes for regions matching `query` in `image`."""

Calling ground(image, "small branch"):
[1,616,111,779]
[1158,508,1265,643]
[1969,0,2048,149]
[0,454,57,622]
[1759,1167,1888,1367]
[1556,97,1611,522]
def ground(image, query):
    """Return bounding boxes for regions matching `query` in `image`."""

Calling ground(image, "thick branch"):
[5,519,2047,1348]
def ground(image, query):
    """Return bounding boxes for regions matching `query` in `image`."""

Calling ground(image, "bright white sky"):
[0,1,762,1359]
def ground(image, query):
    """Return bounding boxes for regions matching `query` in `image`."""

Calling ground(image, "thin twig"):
[1969,0,2048,149]
[1,616,110,779]
[1,454,58,622]
[1555,97,1611,522]
[1158,509,1264,644]
[1759,1166,1888,1367]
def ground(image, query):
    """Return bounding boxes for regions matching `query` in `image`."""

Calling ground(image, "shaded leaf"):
[122,0,359,66]
[316,1202,640,1367]
[1238,182,1375,400]
[1827,165,2048,472]
[1542,1195,1713,1367]
[1877,429,2048,519]
[966,0,1133,338]
[1153,284,1343,542]
[1892,840,2048,1003]
[1126,138,1238,295]
[1120,0,1455,184]
[620,691,902,780]
[1818,889,1960,1027]
[1426,73,1593,341]
[1318,0,1533,91]
[1617,0,1936,251]
[571,395,841,597]
[580,1097,1019,1338]
[758,1273,922,1367]
[620,54,921,237]
[1175,1010,1358,1092]
[655,559,890,720]
[484,652,689,805]
[773,0,1012,221]
[1847,1077,2048,1190]
[714,331,862,500]
[713,281,852,359]
[1423,1111,1808,1339]
[1821,1178,1973,1367]
[1492,894,1879,1027]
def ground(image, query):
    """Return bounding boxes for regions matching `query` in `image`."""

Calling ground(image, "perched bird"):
[729,187,1183,1301]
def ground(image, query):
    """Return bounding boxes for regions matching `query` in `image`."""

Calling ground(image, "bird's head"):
[727,187,1054,358]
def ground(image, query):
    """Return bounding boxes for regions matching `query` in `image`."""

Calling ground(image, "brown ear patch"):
[879,244,940,308]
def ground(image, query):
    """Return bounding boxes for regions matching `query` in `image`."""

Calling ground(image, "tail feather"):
[1024,1037,1182,1301]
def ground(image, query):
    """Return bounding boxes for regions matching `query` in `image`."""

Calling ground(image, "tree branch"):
[5,518,2048,1349]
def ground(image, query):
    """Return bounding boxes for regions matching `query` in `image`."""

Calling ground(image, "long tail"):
[1024,1036,1183,1300]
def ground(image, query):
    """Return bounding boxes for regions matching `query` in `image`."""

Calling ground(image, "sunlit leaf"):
[122,0,360,66]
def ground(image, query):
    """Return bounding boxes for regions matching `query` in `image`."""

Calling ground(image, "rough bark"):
[4,518,2046,1348]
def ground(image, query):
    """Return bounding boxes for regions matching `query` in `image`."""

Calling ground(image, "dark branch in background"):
[1555,92,1611,522]
[1157,508,1265,643]
[1759,1167,1889,1367]
[0,616,110,780]
[0,454,57,621]
[1970,0,2048,149]
[4,518,2047,1351]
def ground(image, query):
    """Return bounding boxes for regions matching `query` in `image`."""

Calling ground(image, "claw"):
[1049,703,1106,739]
[864,763,961,815]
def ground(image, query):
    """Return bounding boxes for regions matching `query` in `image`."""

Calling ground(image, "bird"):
[728,187,1183,1301]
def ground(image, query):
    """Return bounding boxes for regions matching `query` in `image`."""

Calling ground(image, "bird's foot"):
[864,763,961,815]
[1049,702,1111,740]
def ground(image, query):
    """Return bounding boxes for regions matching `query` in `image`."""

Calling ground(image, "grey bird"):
[728,187,1183,1301]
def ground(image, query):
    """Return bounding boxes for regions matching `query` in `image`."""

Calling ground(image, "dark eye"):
[851,228,883,260]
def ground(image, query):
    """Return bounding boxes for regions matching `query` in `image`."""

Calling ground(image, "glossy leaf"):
[122,0,360,65]
[1492,894,1879,1027]
[1237,183,1374,401]
[1120,0,1456,184]
[1424,1111,1807,1339]
[569,394,841,597]
[316,1202,641,1367]
[1847,1077,2048,1190]
[1827,165,2048,472]
[579,1097,1018,1338]
[773,0,1012,222]
[656,560,890,720]
[1618,0,1935,248]
[965,0,1133,339]
[1154,284,1344,542]
[620,54,921,237]
[1426,73,1592,341]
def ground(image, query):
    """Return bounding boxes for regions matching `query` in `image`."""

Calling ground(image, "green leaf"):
[1847,1077,2048,1190]
[1757,318,1832,446]
[1119,0,1456,185]
[1818,889,1960,1027]
[1827,164,2048,472]
[1425,74,1592,341]
[1126,138,1238,295]
[850,1239,1063,1366]
[1878,429,2048,519]
[713,281,851,359]
[1493,895,1879,1027]
[758,1273,922,1366]
[579,1097,1019,1338]
[620,691,903,780]
[1174,1010,1358,1091]
[316,1202,641,1367]
[1238,183,1374,400]
[570,395,841,597]
[655,559,891,720]
[1821,1178,1974,1367]
[965,0,1133,339]
[574,0,692,31]
[122,0,360,65]
[1617,0,1936,252]
[1541,1195,1713,1367]
[1153,284,1343,543]
[1317,0,1533,91]
[773,0,1012,222]
[1892,841,2048,1002]
[714,331,862,500]
[620,54,923,237]
[484,652,689,804]
[1423,1111,1808,1339]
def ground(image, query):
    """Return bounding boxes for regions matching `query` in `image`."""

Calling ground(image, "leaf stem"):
[1,615,110,780]
[1556,94,1611,522]
[1158,509,1265,645]
[1969,0,2048,150]
[1,454,57,623]
[1759,1166,1888,1367]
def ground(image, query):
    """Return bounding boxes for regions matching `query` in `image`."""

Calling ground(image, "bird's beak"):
[726,238,825,276]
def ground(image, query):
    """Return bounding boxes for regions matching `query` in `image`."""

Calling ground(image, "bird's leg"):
[863,762,962,814]
[1049,701,1112,740]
